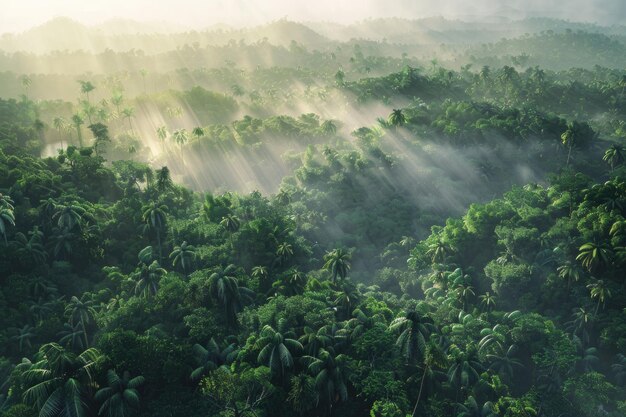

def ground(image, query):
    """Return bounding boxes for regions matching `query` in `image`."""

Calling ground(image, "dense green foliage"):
[1,15,626,417]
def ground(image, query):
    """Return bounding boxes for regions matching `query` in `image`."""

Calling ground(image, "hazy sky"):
[2,0,625,33]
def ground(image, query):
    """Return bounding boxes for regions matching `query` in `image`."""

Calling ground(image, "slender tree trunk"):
[157,228,162,264]
[566,143,572,168]
[76,126,83,147]
[412,366,428,417]
[82,319,89,348]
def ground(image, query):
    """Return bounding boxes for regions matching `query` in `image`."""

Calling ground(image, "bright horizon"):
[3,0,626,34]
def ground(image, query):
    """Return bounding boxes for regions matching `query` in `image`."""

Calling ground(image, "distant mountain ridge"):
[1,16,625,54]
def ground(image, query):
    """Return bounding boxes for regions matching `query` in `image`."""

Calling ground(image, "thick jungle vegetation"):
[1,12,626,417]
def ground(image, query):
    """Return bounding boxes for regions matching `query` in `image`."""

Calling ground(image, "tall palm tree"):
[323,249,351,283]
[276,242,294,265]
[78,80,95,105]
[10,324,36,352]
[220,214,240,250]
[121,107,135,134]
[320,120,337,136]
[577,242,612,272]
[587,279,612,315]
[57,322,86,352]
[71,114,85,147]
[156,126,168,153]
[389,310,434,365]
[479,292,496,312]
[456,396,497,417]
[557,260,583,292]
[142,202,168,263]
[256,323,302,380]
[191,338,238,381]
[192,127,204,140]
[603,144,625,172]
[299,327,333,356]
[304,349,350,416]
[169,241,196,276]
[13,229,46,265]
[412,341,448,417]
[53,203,85,231]
[172,129,189,165]
[486,344,523,383]
[426,239,450,264]
[447,347,483,392]
[20,74,32,97]
[0,205,16,245]
[95,370,144,417]
[251,265,270,290]
[209,264,254,326]
[134,261,166,298]
[155,167,173,193]
[388,109,406,129]
[22,343,101,417]
[65,296,97,348]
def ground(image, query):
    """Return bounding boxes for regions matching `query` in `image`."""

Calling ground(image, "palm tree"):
[53,203,85,231]
[412,341,448,417]
[111,92,124,115]
[0,205,16,245]
[447,347,483,392]
[426,239,449,264]
[95,370,144,417]
[220,214,240,250]
[65,296,97,348]
[587,279,612,315]
[320,120,337,136]
[10,324,36,352]
[156,126,168,152]
[121,107,135,134]
[456,396,497,417]
[170,241,196,276]
[478,324,507,355]
[209,264,254,326]
[78,80,95,105]
[388,109,406,129]
[172,129,189,165]
[577,242,612,272]
[276,242,294,264]
[22,343,101,417]
[566,307,594,345]
[479,292,496,312]
[275,269,307,296]
[486,344,523,383]
[603,144,625,172]
[192,127,204,140]
[299,327,333,356]
[304,349,350,416]
[389,311,434,365]
[191,338,238,381]
[251,266,270,291]
[71,114,85,147]
[134,261,166,298]
[256,323,302,380]
[142,202,168,262]
[323,249,351,283]
[20,74,32,97]
[155,167,172,193]
[57,323,85,352]
[557,260,583,292]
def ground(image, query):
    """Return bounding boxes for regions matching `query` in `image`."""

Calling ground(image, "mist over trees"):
[1,8,626,417]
